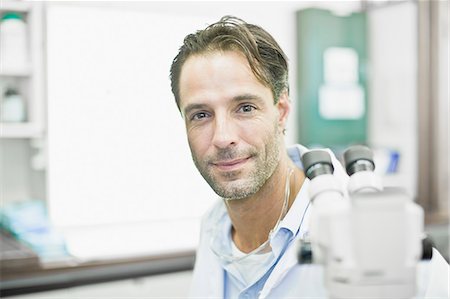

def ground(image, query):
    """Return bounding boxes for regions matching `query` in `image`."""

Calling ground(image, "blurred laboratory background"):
[0,0,448,297]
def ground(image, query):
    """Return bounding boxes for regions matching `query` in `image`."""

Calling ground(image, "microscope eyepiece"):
[343,145,375,176]
[302,150,334,180]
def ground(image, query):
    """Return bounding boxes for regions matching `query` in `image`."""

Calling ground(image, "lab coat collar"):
[259,242,299,298]
[258,145,312,298]
[278,179,310,239]
[278,144,311,239]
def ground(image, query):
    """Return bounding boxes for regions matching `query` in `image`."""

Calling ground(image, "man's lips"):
[212,157,251,171]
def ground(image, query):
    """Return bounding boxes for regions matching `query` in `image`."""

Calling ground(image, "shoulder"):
[189,199,226,297]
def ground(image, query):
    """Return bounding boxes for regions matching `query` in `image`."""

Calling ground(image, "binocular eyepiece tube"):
[302,150,334,180]
[343,145,375,176]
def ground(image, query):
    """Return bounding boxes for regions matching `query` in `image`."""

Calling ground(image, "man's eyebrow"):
[232,94,265,104]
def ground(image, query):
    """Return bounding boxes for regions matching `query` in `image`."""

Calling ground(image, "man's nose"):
[212,115,238,149]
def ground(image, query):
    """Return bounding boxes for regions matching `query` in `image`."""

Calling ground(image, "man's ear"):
[276,90,290,131]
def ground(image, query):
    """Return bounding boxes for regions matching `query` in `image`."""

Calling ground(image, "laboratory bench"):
[1,224,447,297]
[0,232,195,297]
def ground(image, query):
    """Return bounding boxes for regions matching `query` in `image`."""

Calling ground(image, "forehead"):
[178,51,271,111]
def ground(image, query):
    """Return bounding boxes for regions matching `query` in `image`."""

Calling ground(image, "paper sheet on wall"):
[319,47,365,120]
[319,85,365,120]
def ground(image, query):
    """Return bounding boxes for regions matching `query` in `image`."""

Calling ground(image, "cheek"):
[238,116,278,143]
[187,128,210,156]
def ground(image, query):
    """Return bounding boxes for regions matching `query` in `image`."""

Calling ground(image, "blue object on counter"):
[0,199,69,260]
[387,150,400,174]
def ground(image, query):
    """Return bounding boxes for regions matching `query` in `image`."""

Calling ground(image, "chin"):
[215,180,260,200]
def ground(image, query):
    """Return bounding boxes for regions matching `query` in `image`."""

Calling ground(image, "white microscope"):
[298,145,433,299]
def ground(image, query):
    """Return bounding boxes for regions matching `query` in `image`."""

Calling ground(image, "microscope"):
[298,145,433,299]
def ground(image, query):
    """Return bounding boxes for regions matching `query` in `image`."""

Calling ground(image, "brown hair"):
[170,16,289,110]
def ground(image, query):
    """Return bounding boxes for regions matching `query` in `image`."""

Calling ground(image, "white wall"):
[368,2,418,196]
[437,0,449,212]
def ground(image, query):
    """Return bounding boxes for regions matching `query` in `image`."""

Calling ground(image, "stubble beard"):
[191,125,281,200]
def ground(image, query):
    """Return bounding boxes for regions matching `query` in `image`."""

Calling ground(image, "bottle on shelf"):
[1,87,26,122]
[0,12,29,71]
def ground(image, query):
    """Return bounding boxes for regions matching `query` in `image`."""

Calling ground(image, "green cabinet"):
[296,8,367,148]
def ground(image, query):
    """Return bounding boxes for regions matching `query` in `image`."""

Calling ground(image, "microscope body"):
[302,147,425,299]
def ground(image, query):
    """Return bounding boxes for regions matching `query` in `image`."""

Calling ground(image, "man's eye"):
[192,112,209,121]
[238,104,256,113]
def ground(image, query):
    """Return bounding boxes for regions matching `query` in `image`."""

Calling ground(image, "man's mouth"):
[212,157,251,171]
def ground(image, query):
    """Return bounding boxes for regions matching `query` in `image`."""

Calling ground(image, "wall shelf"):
[0,123,44,138]
[0,67,32,77]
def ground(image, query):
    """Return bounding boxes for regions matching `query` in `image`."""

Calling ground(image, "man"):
[170,16,449,298]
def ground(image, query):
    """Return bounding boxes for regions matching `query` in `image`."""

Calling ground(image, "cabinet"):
[5,270,192,298]
[296,8,367,148]
[0,1,46,204]
[0,0,44,138]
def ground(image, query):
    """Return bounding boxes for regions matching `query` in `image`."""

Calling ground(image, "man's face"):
[178,51,288,200]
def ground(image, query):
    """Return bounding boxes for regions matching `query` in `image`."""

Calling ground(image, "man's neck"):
[224,156,305,253]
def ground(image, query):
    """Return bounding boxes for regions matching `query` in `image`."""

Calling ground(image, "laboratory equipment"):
[298,145,431,299]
